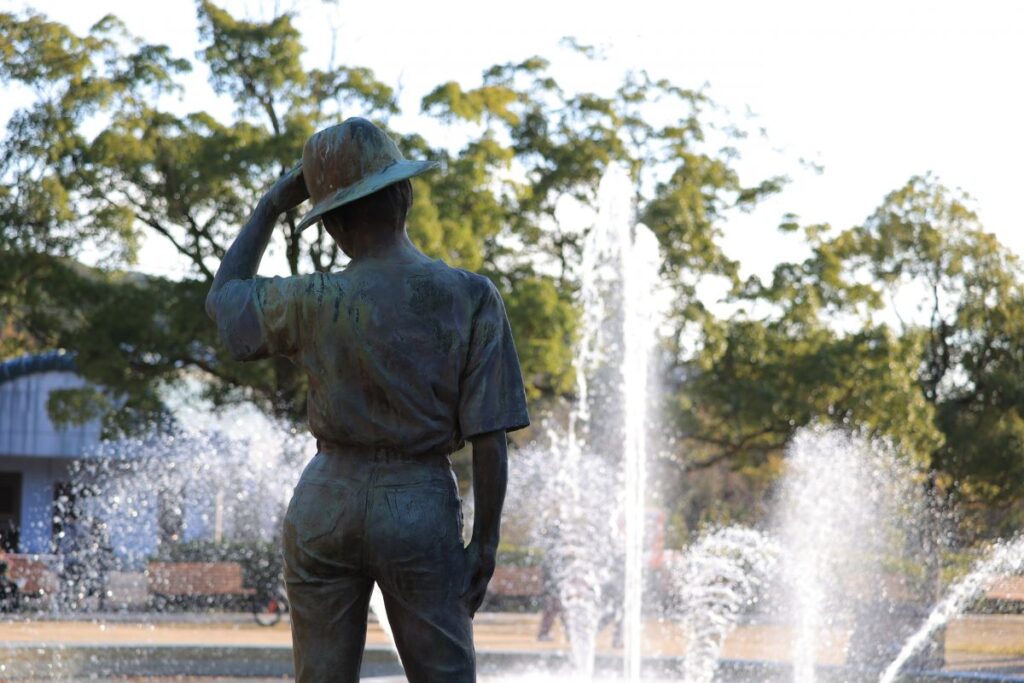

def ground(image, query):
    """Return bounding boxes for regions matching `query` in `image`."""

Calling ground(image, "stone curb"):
[1,644,1022,681]
[0,644,396,679]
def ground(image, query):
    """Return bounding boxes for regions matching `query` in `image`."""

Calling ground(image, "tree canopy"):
[0,3,775,420]
[3,4,1023,537]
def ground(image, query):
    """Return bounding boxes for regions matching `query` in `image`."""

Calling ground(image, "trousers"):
[282,449,474,682]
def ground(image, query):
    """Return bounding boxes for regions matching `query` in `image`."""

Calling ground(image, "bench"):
[146,561,255,603]
[489,565,543,597]
[986,576,1024,602]
[0,553,60,599]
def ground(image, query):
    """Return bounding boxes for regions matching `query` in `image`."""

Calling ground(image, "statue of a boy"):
[206,117,530,682]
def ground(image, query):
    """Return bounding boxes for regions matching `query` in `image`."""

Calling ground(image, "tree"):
[835,175,1024,535]
[0,10,223,428]
[2,5,780,434]
[0,5,556,421]
[8,6,1024,540]
[422,56,785,317]
[672,174,1024,535]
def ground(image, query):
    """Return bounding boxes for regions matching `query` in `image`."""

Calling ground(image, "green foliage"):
[677,174,1024,534]
[838,176,1024,530]
[501,276,576,398]
[0,10,189,264]
[679,318,939,471]
[1,5,775,432]
[47,387,113,426]
[495,543,543,568]
[9,6,1024,538]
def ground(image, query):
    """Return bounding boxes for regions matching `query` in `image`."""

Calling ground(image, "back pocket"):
[383,481,457,550]
[286,481,348,543]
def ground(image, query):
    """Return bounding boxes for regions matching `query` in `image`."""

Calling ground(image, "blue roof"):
[0,351,78,384]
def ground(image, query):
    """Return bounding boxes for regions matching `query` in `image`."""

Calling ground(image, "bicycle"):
[253,578,289,626]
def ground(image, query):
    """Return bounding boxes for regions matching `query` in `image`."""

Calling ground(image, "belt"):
[316,440,452,464]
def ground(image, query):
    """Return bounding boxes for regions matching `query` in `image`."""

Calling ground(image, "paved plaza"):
[4,612,1024,674]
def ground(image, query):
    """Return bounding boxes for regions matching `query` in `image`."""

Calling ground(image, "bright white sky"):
[10,0,1024,284]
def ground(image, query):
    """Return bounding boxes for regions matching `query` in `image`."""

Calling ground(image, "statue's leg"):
[283,458,374,682]
[366,460,474,683]
[286,572,373,682]
[378,582,474,683]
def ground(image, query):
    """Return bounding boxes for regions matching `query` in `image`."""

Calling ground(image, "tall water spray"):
[70,402,309,569]
[520,165,662,679]
[616,172,662,681]
[66,398,400,654]
[777,427,926,683]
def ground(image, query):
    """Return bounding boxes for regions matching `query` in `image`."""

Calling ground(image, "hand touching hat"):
[296,117,440,231]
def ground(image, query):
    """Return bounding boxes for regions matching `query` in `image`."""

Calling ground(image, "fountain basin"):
[0,642,390,679]
[3,642,1024,682]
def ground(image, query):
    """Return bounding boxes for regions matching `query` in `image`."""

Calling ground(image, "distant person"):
[57,514,113,611]
[598,557,625,649]
[89,518,115,611]
[536,562,565,642]
[207,118,530,682]
[0,558,19,612]
[57,515,88,610]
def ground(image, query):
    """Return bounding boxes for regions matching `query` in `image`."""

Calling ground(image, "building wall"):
[0,454,74,554]
[0,370,102,458]
[0,361,255,564]
[0,369,102,553]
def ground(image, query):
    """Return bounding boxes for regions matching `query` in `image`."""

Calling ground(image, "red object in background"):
[646,508,667,569]
[0,552,59,596]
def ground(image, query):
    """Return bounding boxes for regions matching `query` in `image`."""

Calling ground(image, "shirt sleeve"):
[212,275,308,360]
[458,280,531,440]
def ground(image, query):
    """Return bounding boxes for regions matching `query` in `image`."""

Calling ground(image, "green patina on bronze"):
[206,117,528,683]
[215,258,525,454]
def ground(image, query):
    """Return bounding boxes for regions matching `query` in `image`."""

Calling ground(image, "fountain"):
[495,167,1024,683]
[530,164,663,679]
[880,535,1024,683]
[12,165,1024,683]
[496,164,663,680]
[570,164,663,679]
[776,427,934,683]
[666,526,780,683]
[66,401,308,576]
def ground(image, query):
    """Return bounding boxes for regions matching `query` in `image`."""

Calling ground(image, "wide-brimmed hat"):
[296,117,440,231]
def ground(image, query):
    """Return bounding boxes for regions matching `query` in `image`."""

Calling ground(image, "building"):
[0,351,102,554]
[0,351,290,568]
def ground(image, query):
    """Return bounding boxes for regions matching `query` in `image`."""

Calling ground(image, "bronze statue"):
[206,117,530,682]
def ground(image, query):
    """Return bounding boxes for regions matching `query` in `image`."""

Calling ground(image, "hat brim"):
[296,159,440,231]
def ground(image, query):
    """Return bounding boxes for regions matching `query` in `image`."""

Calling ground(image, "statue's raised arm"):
[205,117,529,683]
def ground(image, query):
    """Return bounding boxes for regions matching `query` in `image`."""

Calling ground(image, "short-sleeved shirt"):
[210,257,530,455]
